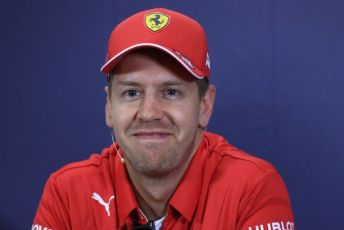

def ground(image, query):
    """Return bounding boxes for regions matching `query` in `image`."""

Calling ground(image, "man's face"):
[105,49,214,177]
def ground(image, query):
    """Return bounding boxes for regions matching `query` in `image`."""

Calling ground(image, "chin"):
[137,167,176,178]
[131,158,180,178]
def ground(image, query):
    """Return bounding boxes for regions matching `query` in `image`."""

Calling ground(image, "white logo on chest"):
[92,192,115,216]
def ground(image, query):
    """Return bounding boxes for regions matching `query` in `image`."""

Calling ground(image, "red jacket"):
[33,132,295,229]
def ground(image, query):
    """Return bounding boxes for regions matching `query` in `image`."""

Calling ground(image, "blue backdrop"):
[1,0,343,229]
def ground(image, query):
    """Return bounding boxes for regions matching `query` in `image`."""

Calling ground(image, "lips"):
[132,131,172,140]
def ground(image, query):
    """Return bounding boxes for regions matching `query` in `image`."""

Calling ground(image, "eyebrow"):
[115,80,186,87]
[161,81,185,86]
[116,81,141,86]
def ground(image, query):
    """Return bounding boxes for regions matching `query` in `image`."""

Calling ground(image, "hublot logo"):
[248,221,294,230]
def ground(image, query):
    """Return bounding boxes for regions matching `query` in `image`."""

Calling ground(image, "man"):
[33,8,295,230]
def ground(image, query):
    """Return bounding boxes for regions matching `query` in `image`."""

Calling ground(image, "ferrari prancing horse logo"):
[145,12,170,32]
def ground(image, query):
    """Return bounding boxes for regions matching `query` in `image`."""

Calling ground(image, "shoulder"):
[34,146,117,229]
[204,132,293,208]
[202,132,294,228]
[48,146,114,189]
[204,132,284,188]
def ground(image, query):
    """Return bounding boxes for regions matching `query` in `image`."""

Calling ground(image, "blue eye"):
[165,88,177,96]
[124,89,140,97]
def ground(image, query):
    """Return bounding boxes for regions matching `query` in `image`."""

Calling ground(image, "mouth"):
[132,131,172,141]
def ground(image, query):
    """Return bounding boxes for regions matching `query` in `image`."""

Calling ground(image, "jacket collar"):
[168,133,208,221]
[111,146,138,228]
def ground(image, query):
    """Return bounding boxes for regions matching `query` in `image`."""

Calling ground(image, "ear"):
[199,85,216,129]
[105,86,113,128]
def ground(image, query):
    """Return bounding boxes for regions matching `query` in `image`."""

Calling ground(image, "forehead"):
[110,49,196,85]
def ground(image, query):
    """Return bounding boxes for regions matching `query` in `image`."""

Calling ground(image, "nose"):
[136,93,164,122]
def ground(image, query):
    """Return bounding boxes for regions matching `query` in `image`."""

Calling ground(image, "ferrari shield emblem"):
[145,12,170,32]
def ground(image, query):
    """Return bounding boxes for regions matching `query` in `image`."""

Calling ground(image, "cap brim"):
[100,43,205,79]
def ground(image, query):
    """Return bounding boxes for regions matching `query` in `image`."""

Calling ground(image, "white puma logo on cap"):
[92,192,115,216]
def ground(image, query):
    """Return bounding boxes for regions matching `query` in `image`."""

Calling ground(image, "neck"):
[126,154,193,220]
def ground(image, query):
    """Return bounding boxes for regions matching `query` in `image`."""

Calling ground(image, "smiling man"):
[33,8,295,230]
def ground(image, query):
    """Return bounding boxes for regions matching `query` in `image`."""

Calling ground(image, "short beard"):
[118,134,198,179]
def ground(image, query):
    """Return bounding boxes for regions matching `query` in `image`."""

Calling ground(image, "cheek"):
[169,101,200,130]
[110,103,138,129]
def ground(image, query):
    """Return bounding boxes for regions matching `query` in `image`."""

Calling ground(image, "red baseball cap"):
[100,8,210,79]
